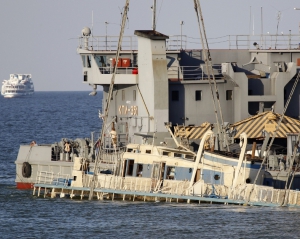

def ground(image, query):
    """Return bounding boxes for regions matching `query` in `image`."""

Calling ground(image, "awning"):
[229,111,300,138]
[174,122,212,139]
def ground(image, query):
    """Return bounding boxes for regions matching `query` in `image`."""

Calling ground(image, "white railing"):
[36,171,70,187]
[78,34,300,51]
[78,35,187,51]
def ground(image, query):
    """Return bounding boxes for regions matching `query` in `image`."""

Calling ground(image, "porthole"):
[214,174,220,180]
[246,178,251,184]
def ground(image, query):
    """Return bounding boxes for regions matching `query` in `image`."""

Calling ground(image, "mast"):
[88,0,130,200]
[152,0,156,31]
[193,0,229,151]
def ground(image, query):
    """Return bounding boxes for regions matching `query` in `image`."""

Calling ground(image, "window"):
[195,90,202,101]
[94,55,106,67]
[87,55,91,68]
[133,90,136,101]
[136,164,143,177]
[174,153,182,158]
[127,160,134,176]
[81,55,86,67]
[145,150,151,154]
[226,90,233,100]
[163,151,171,156]
[185,155,195,160]
[166,166,175,180]
[172,91,179,101]
[122,90,125,101]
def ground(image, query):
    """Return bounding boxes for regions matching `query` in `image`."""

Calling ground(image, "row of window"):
[119,89,233,101]
[172,90,233,101]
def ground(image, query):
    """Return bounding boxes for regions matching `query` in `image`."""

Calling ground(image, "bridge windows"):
[87,55,91,68]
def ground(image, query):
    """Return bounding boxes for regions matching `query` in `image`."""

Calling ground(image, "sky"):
[1,0,300,91]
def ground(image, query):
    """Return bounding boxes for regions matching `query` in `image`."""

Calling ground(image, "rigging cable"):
[193,0,229,151]
[88,0,130,200]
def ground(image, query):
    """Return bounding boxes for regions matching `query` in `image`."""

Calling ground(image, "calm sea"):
[1,92,300,239]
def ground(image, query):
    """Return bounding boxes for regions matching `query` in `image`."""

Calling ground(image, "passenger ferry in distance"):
[1,74,34,98]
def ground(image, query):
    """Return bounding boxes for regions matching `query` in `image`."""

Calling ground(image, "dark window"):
[87,55,91,68]
[136,164,143,177]
[166,166,175,180]
[127,160,134,176]
[195,90,202,101]
[163,151,170,156]
[172,91,179,101]
[94,55,106,67]
[248,90,253,95]
[226,90,233,100]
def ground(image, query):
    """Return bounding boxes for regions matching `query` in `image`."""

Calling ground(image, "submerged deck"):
[32,172,300,208]
[34,183,300,208]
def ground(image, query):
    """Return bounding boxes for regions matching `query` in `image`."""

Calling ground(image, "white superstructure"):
[1,74,34,98]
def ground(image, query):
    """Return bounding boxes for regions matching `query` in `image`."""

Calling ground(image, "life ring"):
[22,162,32,178]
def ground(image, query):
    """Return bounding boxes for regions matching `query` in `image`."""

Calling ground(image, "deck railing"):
[78,34,300,51]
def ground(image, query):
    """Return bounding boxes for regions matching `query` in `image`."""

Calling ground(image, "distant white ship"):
[1,74,34,98]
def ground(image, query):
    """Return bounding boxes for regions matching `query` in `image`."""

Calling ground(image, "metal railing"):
[168,65,224,81]
[79,34,300,51]
[78,35,187,51]
[99,66,137,75]
[36,171,70,186]
[98,65,224,81]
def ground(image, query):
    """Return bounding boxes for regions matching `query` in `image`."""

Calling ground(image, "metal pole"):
[152,0,156,31]
[105,22,108,50]
[180,21,184,50]
[289,30,291,49]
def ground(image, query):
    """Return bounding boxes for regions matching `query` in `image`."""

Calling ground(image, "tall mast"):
[152,0,156,31]
[88,0,130,200]
[193,0,229,151]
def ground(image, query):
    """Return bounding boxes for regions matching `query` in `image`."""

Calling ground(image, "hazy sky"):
[1,0,300,91]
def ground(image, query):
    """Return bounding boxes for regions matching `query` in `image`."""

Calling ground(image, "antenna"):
[92,11,94,36]
[261,7,263,48]
[249,6,251,35]
[275,11,281,49]
[253,14,255,35]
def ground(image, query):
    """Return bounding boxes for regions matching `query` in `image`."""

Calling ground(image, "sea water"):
[0,92,300,239]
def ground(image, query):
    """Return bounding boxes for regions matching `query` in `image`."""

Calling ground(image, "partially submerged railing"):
[34,172,300,206]
[36,171,70,186]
